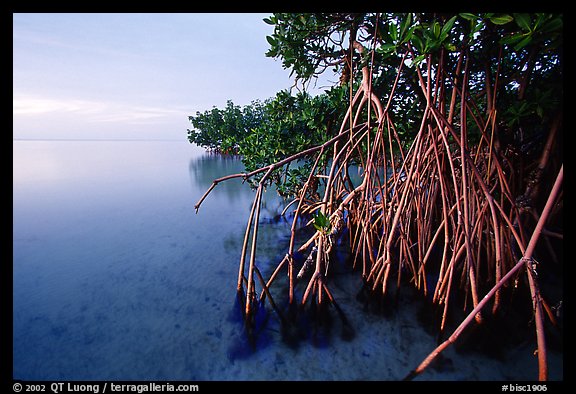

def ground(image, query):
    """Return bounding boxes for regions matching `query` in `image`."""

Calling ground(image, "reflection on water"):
[13,141,563,381]
[188,153,289,224]
[188,153,247,204]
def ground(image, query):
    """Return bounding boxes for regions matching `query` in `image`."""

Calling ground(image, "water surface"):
[13,140,562,381]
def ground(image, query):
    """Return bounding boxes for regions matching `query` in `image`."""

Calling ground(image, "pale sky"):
[13,13,336,141]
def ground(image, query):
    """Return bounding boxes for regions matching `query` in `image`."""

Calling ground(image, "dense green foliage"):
[264,12,562,150]
[187,99,264,154]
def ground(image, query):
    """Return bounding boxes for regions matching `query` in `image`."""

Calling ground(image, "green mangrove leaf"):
[459,13,478,21]
[514,13,532,31]
[490,14,514,25]
[441,15,457,38]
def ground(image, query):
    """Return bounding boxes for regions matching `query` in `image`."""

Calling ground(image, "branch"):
[404,164,563,381]
[194,122,369,213]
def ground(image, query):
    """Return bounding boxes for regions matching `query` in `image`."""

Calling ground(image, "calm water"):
[13,140,562,381]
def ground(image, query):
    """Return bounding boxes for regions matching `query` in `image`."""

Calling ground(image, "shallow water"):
[12,140,562,381]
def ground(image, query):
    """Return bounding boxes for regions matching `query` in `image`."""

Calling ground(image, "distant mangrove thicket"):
[188,88,349,196]
[189,13,563,380]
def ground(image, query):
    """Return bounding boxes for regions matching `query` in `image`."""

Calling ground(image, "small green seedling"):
[313,211,332,235]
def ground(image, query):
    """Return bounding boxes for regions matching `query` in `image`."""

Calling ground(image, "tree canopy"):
[264,13,562,143]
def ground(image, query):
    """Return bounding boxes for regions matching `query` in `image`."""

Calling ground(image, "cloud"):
[94,106,184,124]
[13,96,107,115]
[13,95,185,125]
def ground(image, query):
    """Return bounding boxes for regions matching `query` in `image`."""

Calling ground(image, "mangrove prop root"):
[195,23,562,381]
[404,165,562,381]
